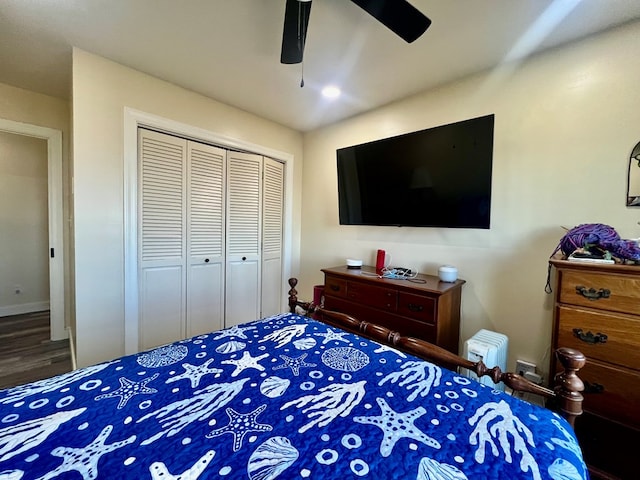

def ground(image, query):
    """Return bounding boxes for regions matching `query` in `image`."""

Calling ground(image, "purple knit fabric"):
[552,223,640,261]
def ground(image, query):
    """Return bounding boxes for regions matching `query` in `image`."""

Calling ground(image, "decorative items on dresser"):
[626,140,640,206]
[321,265,465,354]
[549,257,640,479]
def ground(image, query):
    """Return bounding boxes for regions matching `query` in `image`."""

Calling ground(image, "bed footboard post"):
[288,278,299,313]
[554,347,586,428]
[287,278,316,316]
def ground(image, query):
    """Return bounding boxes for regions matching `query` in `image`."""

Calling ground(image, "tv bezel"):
[336,114,494,229]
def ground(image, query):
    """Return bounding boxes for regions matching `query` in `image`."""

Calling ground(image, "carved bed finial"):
[553,347,586,426]
[287,278,299,314]
[288,277,316,315]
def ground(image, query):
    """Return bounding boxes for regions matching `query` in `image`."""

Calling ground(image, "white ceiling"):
[1,0,640,132]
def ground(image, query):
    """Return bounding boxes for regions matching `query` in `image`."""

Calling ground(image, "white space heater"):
[463,329,509,391]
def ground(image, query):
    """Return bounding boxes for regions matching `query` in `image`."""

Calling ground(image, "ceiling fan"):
[280,0,432,64]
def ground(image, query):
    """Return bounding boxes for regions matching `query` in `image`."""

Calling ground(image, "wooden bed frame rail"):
[288,278,585,427]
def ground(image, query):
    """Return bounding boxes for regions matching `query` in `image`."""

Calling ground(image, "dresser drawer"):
[324,276,347,299]
[556,306,640,370]
[577,359,640,429]
[346,281,397,312]
[397,292,436,325]
[559,270,640,315]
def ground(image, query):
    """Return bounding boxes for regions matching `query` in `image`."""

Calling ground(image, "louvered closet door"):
[138,129,186,350]
[187,142,226,337]
[261,158,284,317]
[225,151,262,328]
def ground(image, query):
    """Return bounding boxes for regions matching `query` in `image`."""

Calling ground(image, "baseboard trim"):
[0,301,50,317]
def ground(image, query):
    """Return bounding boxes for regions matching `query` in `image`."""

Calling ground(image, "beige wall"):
[13,22,638,376]
[0,132,48,312]
[72,49,304,367]
[300,22,640,380]
[0,83,72,327]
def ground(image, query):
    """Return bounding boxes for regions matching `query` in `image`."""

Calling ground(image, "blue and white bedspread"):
[0,313,586,479]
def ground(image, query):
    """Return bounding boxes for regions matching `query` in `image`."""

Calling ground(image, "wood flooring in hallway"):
[0,310,72,390]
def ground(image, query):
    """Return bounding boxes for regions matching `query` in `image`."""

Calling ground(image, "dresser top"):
[549,255,640,276]
[322,265,465,294]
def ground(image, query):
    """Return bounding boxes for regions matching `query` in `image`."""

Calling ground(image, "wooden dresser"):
[549,257,640,479]
[321,265,465,354]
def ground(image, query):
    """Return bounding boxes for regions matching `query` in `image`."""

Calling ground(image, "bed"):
[0,280,587,479]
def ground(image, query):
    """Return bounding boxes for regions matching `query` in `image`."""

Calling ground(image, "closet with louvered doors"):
[137,129,284,350]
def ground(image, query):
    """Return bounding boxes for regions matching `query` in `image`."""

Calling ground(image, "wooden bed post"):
[553,348,586,428]
[287,277,299,313]
[288,277,314,314]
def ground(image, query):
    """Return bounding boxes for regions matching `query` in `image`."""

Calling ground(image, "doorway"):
[0,119,65,341]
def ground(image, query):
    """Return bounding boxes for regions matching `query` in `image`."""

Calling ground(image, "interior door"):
[138,129,186,349]
[225,151,262,327]
[186,142,226,337]
[261,157,284,317]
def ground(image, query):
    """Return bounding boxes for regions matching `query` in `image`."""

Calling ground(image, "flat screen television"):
[336,114,494,228]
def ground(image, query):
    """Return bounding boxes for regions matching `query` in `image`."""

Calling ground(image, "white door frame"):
[0,118,66,340]
[123,108,294,355]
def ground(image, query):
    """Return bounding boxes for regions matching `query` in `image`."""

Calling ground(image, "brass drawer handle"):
[407,303,424,312]
[575,285,611,300]
[329,285,340,292]
[572,328,608,344]
[583,381,605,394]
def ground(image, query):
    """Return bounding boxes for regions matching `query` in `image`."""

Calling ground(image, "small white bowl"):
[438,265,458,282]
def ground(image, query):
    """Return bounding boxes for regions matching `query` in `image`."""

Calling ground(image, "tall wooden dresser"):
[321,265,464,354]
[549,257,640,479]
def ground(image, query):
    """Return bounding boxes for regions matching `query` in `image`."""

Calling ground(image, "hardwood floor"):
[0,310,72,390]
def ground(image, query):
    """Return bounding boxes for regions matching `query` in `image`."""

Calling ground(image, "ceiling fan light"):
[322,85,341,99]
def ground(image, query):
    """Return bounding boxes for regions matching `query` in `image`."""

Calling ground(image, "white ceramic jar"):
[438,265,458,282]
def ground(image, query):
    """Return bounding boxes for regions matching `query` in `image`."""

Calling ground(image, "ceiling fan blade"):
[350,0,431,43]
[281,0,313,64]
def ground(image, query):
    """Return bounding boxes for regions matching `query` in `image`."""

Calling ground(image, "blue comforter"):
[0,313,586,479]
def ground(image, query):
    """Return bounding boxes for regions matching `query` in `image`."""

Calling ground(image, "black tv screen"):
[337,114,494,228]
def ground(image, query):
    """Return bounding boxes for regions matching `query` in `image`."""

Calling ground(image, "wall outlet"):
[515,359,536,377]
[14,284,22,295]
[524,371,543,385]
